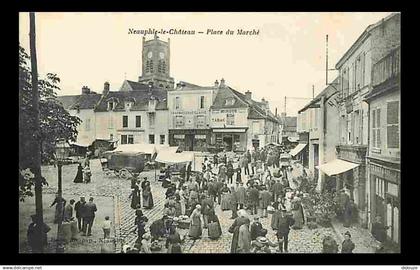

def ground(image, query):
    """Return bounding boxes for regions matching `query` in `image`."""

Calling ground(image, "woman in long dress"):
[220,184,231,211]
[166,225,182,253]
[129,185,141,210]
[188,205,202,240]
[73,163,84,183]
[142,181,154,209]
[50,193,66,224]
[291,197,304,229]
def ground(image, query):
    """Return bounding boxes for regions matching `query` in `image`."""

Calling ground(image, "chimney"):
[220,78,225,88]
[82,86,90,95]
[214,80,219,88]
[245,90,252,100]
[103,82,110,95]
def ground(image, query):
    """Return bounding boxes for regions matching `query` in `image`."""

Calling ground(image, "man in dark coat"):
[74,197,86,232]
[228,210,250,253]
[226,162,234,184]
[180,165,186,182]
[215,180,224,205]
[236,167,242,184]
[236,183,247,210]
[371,215,389,244]
[186,162,192,182]
[276,209,295,253]
[27,214,51,253]
[207,180,218,203]
[270,180,283,203]
[201,194,214,229]
[250,216,264,241]
[230,187,238,219]
[341,231,356,253]
[248,185,260,215]
[82,197,97,236]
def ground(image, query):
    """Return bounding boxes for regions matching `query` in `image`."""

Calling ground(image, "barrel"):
[59,222,72,244]
[70,219,79,240]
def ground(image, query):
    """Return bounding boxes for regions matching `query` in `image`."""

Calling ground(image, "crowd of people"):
[27,145,391,254]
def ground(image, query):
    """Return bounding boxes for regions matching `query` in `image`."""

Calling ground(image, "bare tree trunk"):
[29,12,45,253]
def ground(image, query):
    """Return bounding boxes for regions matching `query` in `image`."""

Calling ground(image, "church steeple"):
[138,35,174,89]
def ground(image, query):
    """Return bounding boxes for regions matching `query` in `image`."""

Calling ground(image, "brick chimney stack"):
[245,90,252,100]
[82,86,90,95]
[103,82,110,95]
[220,78,225,88]
[214,80,219,88]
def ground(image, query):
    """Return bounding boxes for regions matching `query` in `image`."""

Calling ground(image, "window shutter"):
[387,101,399,125]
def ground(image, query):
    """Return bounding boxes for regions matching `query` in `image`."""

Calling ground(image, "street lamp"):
[55,140,70,253]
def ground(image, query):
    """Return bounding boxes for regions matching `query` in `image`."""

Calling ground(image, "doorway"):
[223,135,233,151]
[185,134,194,151]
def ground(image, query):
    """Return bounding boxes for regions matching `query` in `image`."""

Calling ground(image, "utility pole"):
[29,12,45,253]
[312,85,315,99]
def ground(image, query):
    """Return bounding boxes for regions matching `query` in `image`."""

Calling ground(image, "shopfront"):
[169,129,211,152]
[211,128,248,152]
[368,158,400,246]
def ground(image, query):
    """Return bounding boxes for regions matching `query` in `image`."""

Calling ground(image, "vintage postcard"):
[18,12,400,255]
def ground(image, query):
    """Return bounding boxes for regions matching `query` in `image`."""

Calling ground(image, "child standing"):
[102,216,112,239]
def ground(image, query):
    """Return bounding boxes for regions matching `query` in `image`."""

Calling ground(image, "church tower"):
[138,34,175,89]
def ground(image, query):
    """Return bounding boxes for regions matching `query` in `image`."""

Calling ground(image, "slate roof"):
[211,86,278,123]
[125,80,151,91]
[298,77,340,114]
[57,93,102,110]
[95,86,168,112]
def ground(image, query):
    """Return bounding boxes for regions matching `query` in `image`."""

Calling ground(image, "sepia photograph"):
[18,12,401,255]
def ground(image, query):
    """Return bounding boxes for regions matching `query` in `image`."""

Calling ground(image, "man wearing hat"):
[74,196,86,232]
[276,208,295,253]
[27,214,51,253]
[341,231,355,253]
[250,216,264,241]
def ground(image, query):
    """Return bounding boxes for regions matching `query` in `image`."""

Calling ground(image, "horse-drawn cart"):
[100,151,146,179]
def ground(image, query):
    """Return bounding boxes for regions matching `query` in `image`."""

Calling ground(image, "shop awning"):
[288,136,299,143]
[316,159,360,176]
[109,143,157,155]
[212,128,247,133]
[71,138,94,148]
[289,143,307,157]
[155,150,194,164]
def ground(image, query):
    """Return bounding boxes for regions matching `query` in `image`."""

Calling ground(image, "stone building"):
[334,12,400,226]
[138,34,174,89]
[364,45,400,246]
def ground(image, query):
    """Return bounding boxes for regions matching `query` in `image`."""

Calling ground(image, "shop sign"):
[172,110,207,115]
[174,134,185,139]
[387,182,399,197]
[195,135,207,139]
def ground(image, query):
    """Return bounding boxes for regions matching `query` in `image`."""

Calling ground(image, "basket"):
[267,206,275,214]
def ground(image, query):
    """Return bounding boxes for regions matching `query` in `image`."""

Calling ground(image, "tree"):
[19,45,81,201]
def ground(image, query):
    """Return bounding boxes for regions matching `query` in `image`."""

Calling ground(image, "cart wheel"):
[119,169,130,179]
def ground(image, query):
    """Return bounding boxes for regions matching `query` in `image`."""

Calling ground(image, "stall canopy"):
[109,144,157,155]
[71,138,94,148]
[155,150,193,164]
[289,143,307,157]
[316,159,359,176]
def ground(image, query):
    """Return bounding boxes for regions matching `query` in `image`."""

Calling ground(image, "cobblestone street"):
[18,158,379,253]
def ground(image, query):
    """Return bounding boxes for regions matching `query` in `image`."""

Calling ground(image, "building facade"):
[365,46,400,246]
[334,13,400,226]
[167,81,218,152]
[94,81,169,146]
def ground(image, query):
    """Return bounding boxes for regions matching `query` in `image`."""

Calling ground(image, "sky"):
[19,12,393,116]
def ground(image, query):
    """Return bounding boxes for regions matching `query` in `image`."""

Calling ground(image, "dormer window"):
[125,101,133,110]
[225,97,235,106]
[148,97,157,111]
[107,101,115,111]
